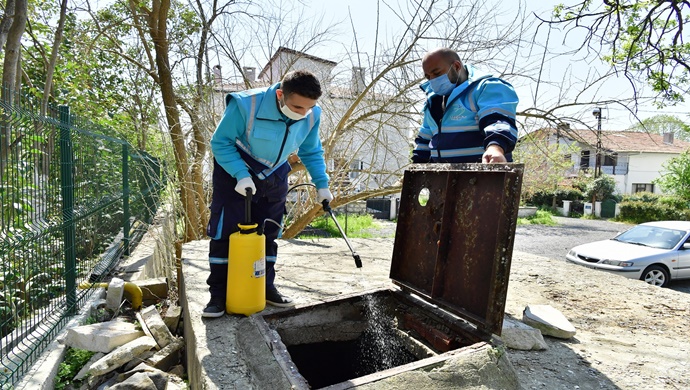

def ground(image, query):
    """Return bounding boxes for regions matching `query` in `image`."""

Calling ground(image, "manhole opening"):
[263,290,480,389]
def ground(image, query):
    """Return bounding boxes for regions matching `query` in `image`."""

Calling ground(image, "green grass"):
[517,210,557,225]
[55,348,96,389]
[306,214,378,238]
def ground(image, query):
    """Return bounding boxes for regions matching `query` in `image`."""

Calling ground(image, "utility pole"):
[592,107,603,178]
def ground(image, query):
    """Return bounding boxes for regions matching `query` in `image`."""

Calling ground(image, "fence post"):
[59,105,76,315]
[122,144,130,256]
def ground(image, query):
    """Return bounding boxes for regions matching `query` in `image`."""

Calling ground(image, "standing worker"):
[204,70,333,318]
[412,47,519,164]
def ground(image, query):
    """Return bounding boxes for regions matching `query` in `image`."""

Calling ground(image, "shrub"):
[618,201,690,224]
[622,191,660,203]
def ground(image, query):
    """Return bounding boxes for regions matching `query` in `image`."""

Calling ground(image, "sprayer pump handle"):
[322,199,332,212]
[244,188,253,224]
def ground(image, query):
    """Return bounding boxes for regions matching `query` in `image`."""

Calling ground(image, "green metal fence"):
[0,88,163,386]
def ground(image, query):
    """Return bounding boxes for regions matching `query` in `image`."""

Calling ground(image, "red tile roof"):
[526,128,690,153]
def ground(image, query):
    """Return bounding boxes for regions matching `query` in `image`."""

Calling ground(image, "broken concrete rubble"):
[136,305,175,349]
[500,316,548,350]
[87,336,158,377]
[132,277,169,305]
[64,320,144,353]
[522,304,577,339]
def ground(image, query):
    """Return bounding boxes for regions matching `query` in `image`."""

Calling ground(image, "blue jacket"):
[412,64,519,163]
[211,83,329,189]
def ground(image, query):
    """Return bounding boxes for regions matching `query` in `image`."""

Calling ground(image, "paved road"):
[514,216,690,294]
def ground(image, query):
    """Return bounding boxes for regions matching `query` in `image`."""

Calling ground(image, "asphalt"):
[512,216,690,294]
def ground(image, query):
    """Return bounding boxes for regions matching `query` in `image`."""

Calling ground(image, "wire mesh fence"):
[0,87,163,386]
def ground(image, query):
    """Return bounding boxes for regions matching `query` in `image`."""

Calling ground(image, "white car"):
[566,221,690,287]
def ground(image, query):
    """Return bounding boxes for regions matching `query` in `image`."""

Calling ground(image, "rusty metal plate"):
[390,163,524,336]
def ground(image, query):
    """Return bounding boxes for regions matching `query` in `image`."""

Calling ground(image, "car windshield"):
[614,225,685,250]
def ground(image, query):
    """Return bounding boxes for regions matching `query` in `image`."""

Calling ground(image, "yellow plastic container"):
[226,223,266,316]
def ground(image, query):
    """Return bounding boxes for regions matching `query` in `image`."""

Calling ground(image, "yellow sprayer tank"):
[227,222,266,315]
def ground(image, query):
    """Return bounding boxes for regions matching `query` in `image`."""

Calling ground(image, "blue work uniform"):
[206,82,329,300]
[412,64,519,163]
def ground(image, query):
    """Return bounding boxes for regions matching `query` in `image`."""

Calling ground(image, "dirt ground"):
[504,250,690,390]
[276,234,689,390]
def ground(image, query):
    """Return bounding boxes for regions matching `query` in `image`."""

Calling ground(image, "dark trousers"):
[206,159,289,300]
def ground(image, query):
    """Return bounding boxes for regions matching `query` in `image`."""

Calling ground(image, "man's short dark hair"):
[281,70,322,100]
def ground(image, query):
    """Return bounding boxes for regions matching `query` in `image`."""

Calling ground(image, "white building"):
[524,127,690,195]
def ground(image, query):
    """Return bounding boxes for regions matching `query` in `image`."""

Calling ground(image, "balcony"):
[567,163,629,176]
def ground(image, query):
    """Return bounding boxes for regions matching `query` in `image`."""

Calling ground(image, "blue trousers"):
[206,158,289,300]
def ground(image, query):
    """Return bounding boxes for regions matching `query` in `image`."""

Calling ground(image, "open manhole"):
[257,289,494,389]
[256,164,524,389]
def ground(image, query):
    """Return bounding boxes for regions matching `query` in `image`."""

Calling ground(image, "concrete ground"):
[181,237,520,389]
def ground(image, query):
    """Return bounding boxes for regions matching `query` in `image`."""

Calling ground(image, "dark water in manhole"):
[286,295,417,388]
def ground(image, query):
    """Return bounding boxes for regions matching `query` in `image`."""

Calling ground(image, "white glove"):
[317,188,334,203]
[235,177,256,196]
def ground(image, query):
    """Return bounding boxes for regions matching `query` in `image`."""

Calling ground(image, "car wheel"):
[640,265,669,287]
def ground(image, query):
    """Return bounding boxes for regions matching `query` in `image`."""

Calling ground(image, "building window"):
[580,151,590,170]
[603,153,617,166]
[349,159,364,179]
[633,183,654,193]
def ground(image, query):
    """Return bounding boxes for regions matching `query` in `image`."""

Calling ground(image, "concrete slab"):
[64,321,145,353]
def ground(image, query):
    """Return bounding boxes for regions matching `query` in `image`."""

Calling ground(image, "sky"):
[289,0,690,133]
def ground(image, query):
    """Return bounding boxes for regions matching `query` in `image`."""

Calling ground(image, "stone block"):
[501,317,548,350]
[64,321,145,353]
[137,305,175,349]
[132,278,169,304]
[146,338,184,372]
[106,278,126,311]
[522,304,576,339]
[163,305,182,334]
[74,352,105,381]
[87,336,158,377]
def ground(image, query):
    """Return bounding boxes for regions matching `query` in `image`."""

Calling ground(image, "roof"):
[258,46,338,79]
[525,128,690,154]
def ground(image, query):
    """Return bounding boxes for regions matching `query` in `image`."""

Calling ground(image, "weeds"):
[517,210,557,225]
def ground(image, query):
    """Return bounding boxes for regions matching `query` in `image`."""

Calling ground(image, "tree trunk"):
[142,0,203,242]
[0,0,16,55]
[40,0,68,174]
[0,0,26,168]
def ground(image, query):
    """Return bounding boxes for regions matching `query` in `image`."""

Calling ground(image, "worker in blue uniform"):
[412,48,519,164]
[204,70,333,317]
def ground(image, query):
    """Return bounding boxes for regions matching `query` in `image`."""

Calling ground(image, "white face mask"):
[280,97,310,121]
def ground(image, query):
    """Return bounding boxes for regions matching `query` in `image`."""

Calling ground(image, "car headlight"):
[568,250,575,256]
[601,260,633,267]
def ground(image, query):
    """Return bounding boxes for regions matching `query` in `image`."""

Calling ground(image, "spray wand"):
[322,200,363,268]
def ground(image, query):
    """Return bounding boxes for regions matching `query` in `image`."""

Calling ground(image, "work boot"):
[202,297,225,318]
[266,287,295,308]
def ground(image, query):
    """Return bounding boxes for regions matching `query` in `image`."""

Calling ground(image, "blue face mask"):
[429,65,462,95]
[429,73,455,96]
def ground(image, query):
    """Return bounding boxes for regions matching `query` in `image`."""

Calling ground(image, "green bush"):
[658,196,690,209]
[618,201,690,224]
[622,191,659,203]
[525,188,584,208]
